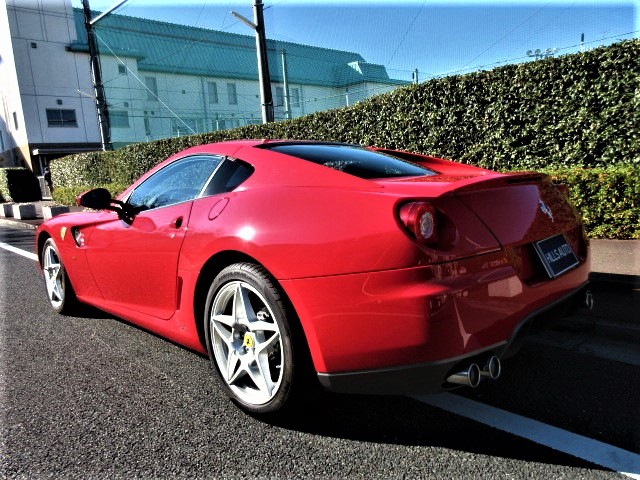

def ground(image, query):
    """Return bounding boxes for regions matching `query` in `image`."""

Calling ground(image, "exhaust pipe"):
[481,356,501,380]
[584,290,594,310]
[447,363,481,388]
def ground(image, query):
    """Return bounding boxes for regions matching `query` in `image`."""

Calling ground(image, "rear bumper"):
[281,242,590,393]
[317,282,590,395]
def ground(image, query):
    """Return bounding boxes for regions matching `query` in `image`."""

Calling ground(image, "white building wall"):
[298,84,347,114]
[98,55,146,145]
[0,0,100,169]
[0,1,28,166]
[345,82,400,106]
[103,69,347,143]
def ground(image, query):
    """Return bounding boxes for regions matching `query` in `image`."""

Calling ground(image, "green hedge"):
[0,168,41,203]
[50,39,640,238]
[50,151,112,188]
[540,165,639,239]
[51,183,128,206]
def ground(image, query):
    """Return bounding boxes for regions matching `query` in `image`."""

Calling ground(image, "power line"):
[94,30,197,134]
[437,30,639,79]
[458,1,552,73]
[166,0,210,82]
[386,0,427,66]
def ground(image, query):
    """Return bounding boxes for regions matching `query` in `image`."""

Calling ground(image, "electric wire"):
[94,30,197,134]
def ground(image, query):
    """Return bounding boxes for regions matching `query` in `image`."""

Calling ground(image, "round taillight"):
[399,202,439,245]
[419,210,435,240]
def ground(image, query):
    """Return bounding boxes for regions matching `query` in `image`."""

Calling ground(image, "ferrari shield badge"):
[538,199,554,222]
[60,226,67,241]
[242,333,254,349]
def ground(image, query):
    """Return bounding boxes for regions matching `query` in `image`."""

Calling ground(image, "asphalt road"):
[1,226,639,479]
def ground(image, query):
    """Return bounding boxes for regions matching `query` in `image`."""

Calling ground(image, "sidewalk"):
[2,201,639,281]
[0,200,84,230]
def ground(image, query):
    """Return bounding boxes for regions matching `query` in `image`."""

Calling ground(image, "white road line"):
[0,242,38,261]
[415,393,640,479]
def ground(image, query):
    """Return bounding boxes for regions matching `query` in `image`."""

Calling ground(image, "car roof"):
[148,140,379,191]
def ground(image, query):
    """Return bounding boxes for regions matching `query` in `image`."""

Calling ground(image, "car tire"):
[41,237,78,315]
[204,263,304,415]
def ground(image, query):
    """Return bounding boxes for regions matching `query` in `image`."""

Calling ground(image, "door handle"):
[170,217,183,229]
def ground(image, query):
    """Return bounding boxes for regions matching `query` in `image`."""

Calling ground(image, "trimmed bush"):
[0,168,41,202]
[541,165,640,239]
[51,183,128,206]
[50,151,112,187]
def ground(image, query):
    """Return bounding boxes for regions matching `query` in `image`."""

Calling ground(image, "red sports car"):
[37,140,591,414]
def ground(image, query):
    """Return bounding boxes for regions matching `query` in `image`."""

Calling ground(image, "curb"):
[0,218,39,231]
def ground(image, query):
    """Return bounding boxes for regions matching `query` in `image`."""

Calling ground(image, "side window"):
[202,159,253,196]
[128,155,222,210]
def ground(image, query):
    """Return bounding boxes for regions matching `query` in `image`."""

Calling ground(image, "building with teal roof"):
[69,8,406,148]
[1,0,406,173]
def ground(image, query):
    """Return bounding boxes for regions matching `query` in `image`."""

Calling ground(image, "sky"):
[75,0,638,82]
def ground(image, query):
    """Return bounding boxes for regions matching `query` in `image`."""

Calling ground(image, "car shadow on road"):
[68,303,115,320]
[262,339,639,473]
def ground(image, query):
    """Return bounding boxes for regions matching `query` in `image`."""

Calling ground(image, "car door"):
[84,155,223,319]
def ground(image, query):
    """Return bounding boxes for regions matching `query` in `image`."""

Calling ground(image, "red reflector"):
[399,202,439,245]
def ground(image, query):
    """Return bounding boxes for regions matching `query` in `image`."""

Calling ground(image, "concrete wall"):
[0,1,27,167]
[1,0,100,169]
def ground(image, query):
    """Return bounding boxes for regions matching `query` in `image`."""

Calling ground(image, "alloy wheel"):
[210,280,284,406]
[43,243,65,309]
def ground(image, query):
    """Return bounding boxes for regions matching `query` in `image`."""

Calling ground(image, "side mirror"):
[77,188,113,210]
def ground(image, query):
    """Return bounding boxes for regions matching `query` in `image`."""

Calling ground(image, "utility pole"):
[281,50,291,119]
[82,0,111,151]
[232,0,274,124]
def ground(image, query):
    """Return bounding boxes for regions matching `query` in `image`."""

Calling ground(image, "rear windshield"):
[262,143,436,179]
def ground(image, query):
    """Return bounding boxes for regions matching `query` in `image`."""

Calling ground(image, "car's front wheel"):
[204,263,300,415]
[41,237,78,315]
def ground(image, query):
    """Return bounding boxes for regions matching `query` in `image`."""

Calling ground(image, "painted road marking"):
[0,242,38,261]
[415,393,640,479]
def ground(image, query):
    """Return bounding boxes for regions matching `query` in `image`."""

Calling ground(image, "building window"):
[110,110,130,128]
[208,81,218,104]
[13,112,18,130]
[46,109,77,127]
[145,76,158,100]
[275,86,284,107]
[144,116,151,136]
[171,118,197,136]
[290,88,300,108]
[118,64,127,75]
[0,131,5,151]
[227,83,237,105]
